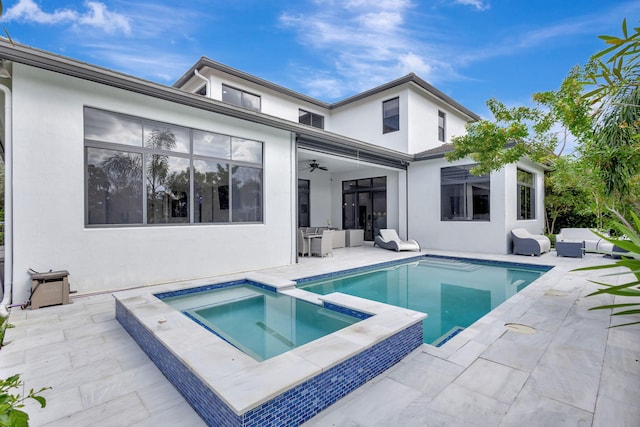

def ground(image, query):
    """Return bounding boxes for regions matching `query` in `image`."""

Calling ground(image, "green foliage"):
[582,19,640,114]
[574,211,640,328]
[0,374,50,427]
[0,316,13,348]
[545,156,612,233]
[579,19,640,216]
[446,70,594,176]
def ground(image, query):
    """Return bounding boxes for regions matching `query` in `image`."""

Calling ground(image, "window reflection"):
[146,153,190,224]
[84,108,263,226]
[383,98,400,133]
[222,84,261,112]
[440,165,490,221]
[231,138,262,163]
[232,166,263,222]
[143,122,189,153]
[87,148,143,224]
[84,108,142,146]
[194,160,229,223]
[193,130,231,159]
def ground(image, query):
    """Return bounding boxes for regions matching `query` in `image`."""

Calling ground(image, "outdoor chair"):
[374,229,421,252]
[511,228,551,256]
[298,229,310,257]
[311,230,334,257]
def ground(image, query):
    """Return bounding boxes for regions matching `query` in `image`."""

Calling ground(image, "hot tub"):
[114,272,425,426]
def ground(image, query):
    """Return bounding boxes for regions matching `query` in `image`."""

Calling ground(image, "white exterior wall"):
[330,89,409,153]
[407,158,509,254]
[9,64,295,302]
[298,168,332,227]
[181,69,331,128]
[406,86,469,154]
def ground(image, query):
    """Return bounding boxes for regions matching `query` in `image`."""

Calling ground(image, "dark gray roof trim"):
[174,57,330,109]
[175,59,479,121]
[0,41,411,168]
[332,74,480,121]
[414,143,455,160]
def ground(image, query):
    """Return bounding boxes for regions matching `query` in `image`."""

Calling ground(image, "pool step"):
[432,326,465,347]
[166,287,261,311]
[418,259,481,272]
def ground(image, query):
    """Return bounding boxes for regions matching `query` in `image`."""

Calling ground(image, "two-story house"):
[0,41,546,306]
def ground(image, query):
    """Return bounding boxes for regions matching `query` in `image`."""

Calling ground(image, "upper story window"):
[382,97,400,134]
[517,169,536,220]
[84,107,263,226]
[222,84,261,111]
[438,111,446,142]
[441,164,490,221]
[195,85,207,96]
[298,109,324,129]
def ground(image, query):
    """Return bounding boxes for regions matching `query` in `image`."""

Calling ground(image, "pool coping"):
[113,273,426,416]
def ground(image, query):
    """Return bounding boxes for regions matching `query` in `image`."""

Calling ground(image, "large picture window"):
[84,107,263,226]
[441,165,490,221]
[517,169,535,220]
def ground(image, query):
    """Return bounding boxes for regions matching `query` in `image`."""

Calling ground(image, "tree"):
[544,156,602,234]
[446,68,594,176]
[580,19,640,222]
[582,19,640,114]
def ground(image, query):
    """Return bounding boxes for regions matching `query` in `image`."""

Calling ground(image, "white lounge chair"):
[511,228,550,256]
[374,229,421,252]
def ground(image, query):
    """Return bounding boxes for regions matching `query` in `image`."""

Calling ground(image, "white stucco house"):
[0,41,546,307]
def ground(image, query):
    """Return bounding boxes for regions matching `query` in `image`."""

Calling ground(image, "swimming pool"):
[297,256,551,345]
[161,284,363,361]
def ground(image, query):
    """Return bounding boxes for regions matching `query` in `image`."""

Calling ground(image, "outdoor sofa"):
[556,228,627,257]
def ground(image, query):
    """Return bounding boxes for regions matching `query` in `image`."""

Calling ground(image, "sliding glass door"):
[342,177,387,241]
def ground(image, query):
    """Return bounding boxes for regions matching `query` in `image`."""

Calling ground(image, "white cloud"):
[3,0,76,24]
[76,2,131,35]
[3,0,131,35]
[452,0,490,11]
[81,42,192,82]
[279,1,457,99]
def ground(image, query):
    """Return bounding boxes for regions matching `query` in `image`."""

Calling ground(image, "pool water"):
[161,284,361,361]
[298,257,549,345]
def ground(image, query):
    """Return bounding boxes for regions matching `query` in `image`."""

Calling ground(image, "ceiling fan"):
[308,160,328,172]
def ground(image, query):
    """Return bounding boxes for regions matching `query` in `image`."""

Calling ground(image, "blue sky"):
[1,0,638,118]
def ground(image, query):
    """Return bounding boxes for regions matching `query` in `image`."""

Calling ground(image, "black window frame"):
[517,168,536,220]
[440,164,490,221]
[382,97,400,134]
[222,84,261,112]
[84,107,264,227]
[298,109,325,129]
[438,110,446,142]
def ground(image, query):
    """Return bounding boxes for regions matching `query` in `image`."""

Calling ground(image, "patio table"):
[556,240,584,258]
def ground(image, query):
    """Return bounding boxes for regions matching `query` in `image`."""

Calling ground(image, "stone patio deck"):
[1,246,638,426]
